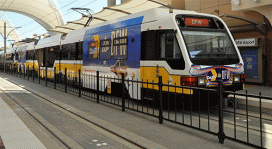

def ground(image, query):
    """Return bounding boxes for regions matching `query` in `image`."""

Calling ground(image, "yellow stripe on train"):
[140,66,193,95]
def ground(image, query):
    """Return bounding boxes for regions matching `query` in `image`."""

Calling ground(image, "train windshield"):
[182,30,240,65]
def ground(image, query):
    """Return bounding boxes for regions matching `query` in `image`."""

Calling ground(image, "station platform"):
[0,96,46,149]
[0,73,258,149]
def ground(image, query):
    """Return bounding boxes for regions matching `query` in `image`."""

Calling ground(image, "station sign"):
[235,38,258,47]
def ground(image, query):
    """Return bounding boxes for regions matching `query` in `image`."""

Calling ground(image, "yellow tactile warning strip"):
[0,97,46,149]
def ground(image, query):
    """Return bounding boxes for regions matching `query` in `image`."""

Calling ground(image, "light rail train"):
[0,8,245,100]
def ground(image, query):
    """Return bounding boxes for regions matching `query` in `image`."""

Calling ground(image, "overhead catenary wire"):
[19,0,98,36]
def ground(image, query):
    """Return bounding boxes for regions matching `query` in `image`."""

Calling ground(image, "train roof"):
[61,8,198,45]
[35,34,61,49]
[35,7,221,47]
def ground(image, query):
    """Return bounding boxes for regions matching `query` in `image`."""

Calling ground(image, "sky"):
[0,0,122,47]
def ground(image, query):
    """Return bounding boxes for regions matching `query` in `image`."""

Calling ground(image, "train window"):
[52,46,61,60]
[15,52,19,61]
[77,42,83,60]
[27,50,35,60]
[6,54,13,60]
[44,48,55,67]
[18,49,25,62]
[182,30,239,65]
[62,43,76,60]
[37,49,44,66]
[34,50,38,60]
[160,32,185,70]
[142,30,185,69]
[141,31,158,60]
[160,33,181,59]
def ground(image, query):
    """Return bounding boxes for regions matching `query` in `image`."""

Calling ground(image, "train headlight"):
[233,75,240,83]
[198,77,206,86]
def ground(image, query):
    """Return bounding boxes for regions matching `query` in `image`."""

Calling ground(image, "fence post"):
[33,65,34,82]
[23,65,25,79]
[38,66,40,84]
[45,66,47,86]
[65,68,67,92]
[158,76,163,124]
[54,67,56,89]
[27,65,29,80]
[79,69,81,97]
[218,80,225,144]
[96,71,99,103]
[122,73,125,112]
[20,65,21,78]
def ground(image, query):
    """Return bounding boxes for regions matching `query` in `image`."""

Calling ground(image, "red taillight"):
[241,74,245,83]
[180,77,197,87]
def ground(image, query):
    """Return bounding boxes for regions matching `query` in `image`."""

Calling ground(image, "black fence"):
[0,63,270,149]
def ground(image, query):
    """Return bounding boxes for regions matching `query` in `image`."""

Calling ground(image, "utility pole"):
[2,23,21,73]
[4,22,6,72]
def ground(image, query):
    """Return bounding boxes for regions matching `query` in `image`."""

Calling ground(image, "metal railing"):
[0,64,269,149]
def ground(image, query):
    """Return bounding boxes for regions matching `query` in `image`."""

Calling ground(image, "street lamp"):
[3,22,21,72]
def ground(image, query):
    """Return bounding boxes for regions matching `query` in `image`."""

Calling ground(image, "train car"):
[32,33,83,80]
[80,8,244,99]
[20,7,244,101]
[0,47,15,65]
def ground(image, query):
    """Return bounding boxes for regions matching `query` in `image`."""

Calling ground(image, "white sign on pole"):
[235,38,257,47]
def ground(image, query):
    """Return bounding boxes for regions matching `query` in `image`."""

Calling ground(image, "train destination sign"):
[185,18,210,27]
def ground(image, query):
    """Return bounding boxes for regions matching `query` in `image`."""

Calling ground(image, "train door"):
[141,30,183,82]
[76,42,83,73]
[44,47,55,67]
[141,29,185,98]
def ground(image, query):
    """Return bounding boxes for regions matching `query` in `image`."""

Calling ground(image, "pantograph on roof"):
[49,0,173,34]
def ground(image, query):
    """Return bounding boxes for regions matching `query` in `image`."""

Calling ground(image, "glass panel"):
[160,33,166,58]
[182,30,239,65]
[160,33,181,59]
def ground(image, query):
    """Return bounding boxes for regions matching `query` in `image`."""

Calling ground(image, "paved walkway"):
[0,73,262,149]
[0,96,46,149]
[238,84,272,97]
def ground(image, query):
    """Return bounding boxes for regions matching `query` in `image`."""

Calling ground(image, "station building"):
[157,0,272,86]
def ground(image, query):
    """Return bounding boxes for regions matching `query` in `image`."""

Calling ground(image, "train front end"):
[176,14,245,92]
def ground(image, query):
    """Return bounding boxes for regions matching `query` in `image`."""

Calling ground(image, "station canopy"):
[0,19,21,42]
[49,0,172,34]
[0,0,65,34]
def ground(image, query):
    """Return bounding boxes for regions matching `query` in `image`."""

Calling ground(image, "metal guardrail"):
[0,64,269,149]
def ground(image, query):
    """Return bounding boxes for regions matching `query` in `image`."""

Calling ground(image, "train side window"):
[159,31,185,70]
[77,42,83,60]
[160,32,181,59]
[34,50,38,61]
[37,49,44,66]
[27,50,35,60]
[53,46,60,60]
[15,52,19,60]
[62,43,76,60]
[141,31,158,60]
